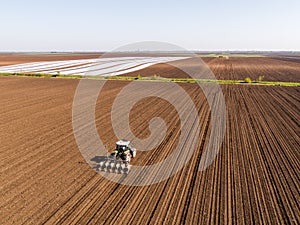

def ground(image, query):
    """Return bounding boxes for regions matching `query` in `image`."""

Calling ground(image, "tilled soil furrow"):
[1,77,299,225]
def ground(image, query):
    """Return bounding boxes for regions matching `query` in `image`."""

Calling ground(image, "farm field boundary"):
[1,72,299,87]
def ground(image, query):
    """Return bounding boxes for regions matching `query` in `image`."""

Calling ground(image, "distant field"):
[198,53,266,58]
[1,53,299,82]
[0,53,101,66]
[123,56,300,82]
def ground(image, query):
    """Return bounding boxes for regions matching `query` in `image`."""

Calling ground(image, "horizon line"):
[0,50,300,53]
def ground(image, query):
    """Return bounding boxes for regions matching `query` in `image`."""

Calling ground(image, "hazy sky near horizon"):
[0,0,299,51]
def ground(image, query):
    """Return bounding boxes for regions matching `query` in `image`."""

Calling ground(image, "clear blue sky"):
[0,0,299,51]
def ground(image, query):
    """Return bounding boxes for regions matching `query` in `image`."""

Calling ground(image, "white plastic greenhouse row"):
[0,57,187,76]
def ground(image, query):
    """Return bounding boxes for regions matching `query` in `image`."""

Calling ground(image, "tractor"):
[99,140,136,174]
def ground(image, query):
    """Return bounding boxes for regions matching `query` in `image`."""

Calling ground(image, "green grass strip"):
[0,72,299,87]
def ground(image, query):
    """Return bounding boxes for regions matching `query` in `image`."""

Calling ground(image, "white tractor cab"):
[114,139,136,159]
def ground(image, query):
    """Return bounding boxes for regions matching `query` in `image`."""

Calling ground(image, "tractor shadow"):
[90,156,108,163]
[90,155,115,171]
[90,156,107,171]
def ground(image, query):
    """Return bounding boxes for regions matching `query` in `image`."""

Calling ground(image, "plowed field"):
[125,57,300,82]
[0,53,101,66]
[0,76,299,224]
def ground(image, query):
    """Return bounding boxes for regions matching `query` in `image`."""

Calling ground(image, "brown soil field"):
[271,56,300,64]
[0,53,101,66]
[207,57,300,82]
[124,57,300,82]
[0,76,299,224]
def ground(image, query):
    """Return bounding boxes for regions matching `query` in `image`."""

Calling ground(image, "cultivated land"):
[1,53,300,82]
[124,57,300,82]
[0,53,299,224]
[0,53,101,66]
